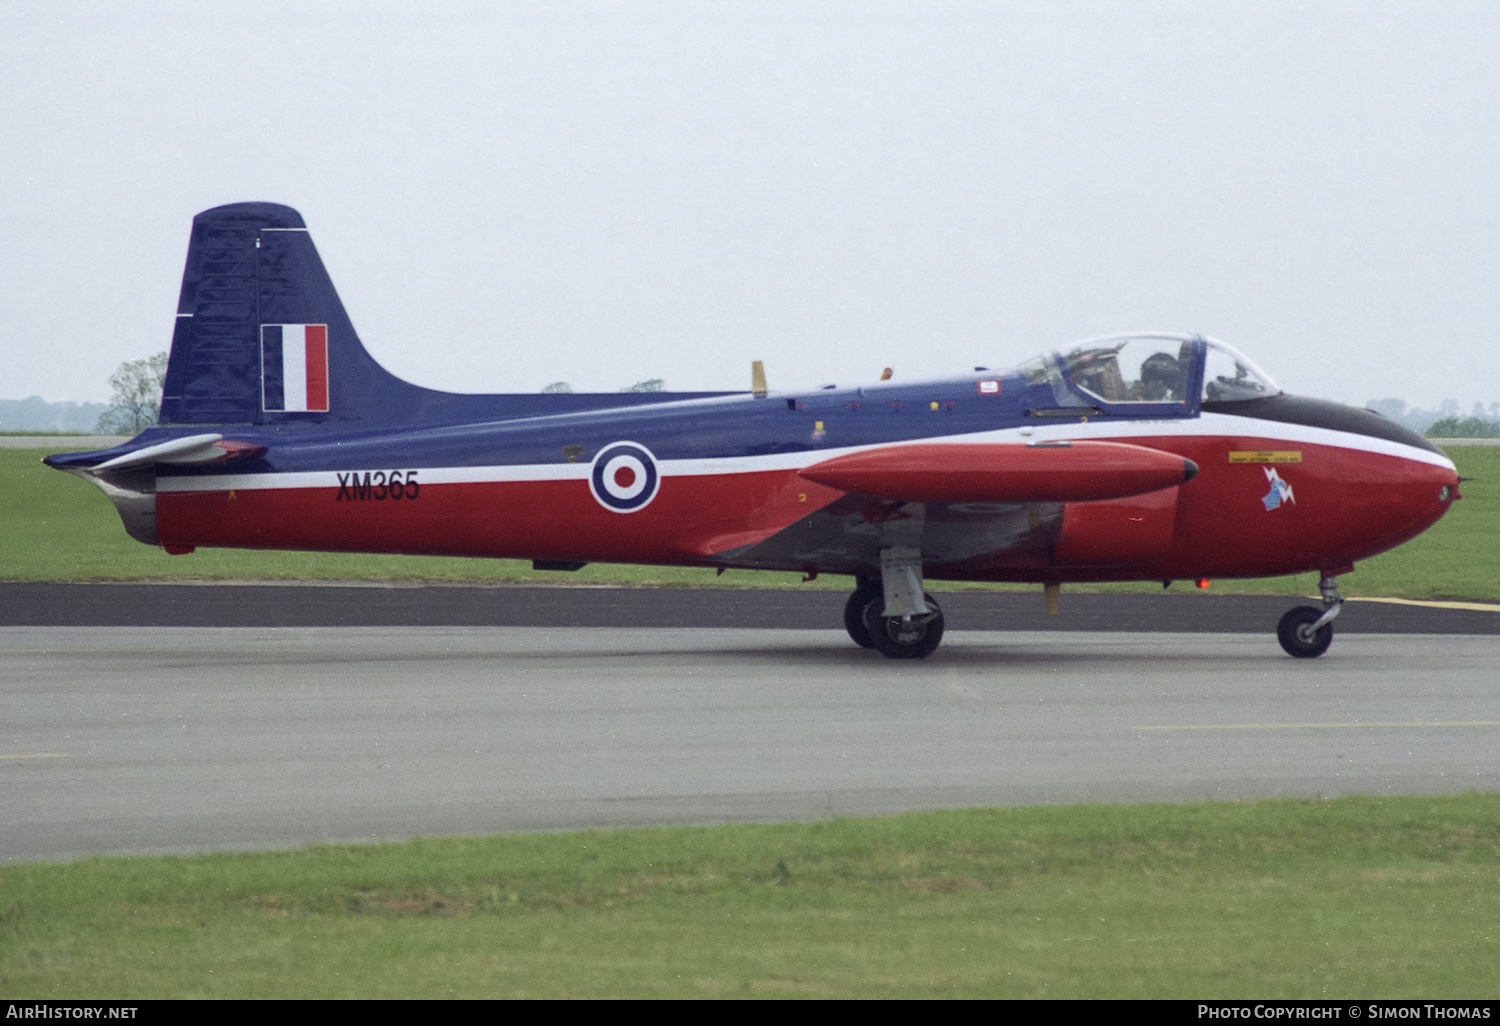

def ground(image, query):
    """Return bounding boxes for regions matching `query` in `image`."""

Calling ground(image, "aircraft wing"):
[709,440,1198,573]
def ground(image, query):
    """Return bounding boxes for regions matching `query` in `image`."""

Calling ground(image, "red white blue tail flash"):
[261,324,329,413]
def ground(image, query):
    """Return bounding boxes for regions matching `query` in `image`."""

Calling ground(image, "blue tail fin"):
[162,203,384,425]
[160,202,728,427]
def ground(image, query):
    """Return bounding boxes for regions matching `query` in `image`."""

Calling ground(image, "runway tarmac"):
[5,591,1498,862]
[4,581,1499,632]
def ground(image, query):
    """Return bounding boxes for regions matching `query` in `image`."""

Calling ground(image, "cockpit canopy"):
[1018,334,1279,414]
[1196,337,1280,402]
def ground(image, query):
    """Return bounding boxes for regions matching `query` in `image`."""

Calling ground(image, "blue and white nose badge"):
[589,442,661,513]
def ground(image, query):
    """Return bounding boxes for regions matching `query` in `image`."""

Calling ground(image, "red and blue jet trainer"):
[46,202,1461,659]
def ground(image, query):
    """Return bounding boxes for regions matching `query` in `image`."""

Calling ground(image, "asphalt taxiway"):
[3,585,1497,862]
[5,581,1499,632]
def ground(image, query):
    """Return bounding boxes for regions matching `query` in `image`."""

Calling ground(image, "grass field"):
[3,796,1497,999]
[4,444,1497,600]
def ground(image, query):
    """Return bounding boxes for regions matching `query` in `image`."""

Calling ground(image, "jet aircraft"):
[47,203,1461,659]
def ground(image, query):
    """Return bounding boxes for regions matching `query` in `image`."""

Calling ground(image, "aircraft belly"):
[720,499,1063,574]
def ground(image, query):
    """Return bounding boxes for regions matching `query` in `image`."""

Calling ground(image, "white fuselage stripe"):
[153,413,1453,493]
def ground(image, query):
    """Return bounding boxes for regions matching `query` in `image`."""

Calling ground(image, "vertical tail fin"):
[160,202,416,426]
[159,202,734,429]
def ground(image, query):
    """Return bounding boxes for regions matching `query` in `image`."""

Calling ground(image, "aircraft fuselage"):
[46,202,1460,659]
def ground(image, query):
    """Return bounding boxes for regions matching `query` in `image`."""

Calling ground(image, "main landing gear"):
[843,557,946,660]
[1276,574,1344,658]
[843,577,881,649]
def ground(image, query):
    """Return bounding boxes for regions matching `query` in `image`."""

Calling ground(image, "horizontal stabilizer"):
[798,441,1198,504]
[88,434,265,473]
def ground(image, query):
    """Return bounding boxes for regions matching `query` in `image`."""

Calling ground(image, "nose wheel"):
[1277,606,1334,658]
[1277,574,1344,658]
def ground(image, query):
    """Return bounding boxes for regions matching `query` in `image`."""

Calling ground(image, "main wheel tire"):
[1277,605,1333,658]
[861,593,944,660]
[844,578,881,649]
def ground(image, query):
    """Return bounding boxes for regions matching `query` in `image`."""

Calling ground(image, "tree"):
[541,381,574,393]
[96,352,168,434]
[1426,416,1500,438]
[621,379,665,392]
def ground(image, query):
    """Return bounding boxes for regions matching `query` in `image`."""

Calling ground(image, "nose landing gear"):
[1276,574,1344,658]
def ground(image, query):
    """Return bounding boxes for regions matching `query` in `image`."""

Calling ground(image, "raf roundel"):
[589,442,662,513]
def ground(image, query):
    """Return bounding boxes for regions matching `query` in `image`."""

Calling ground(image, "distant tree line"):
[0,353,168,436]
[1426,416,1500,439]
[542,380,666,394]
[0,396,110,433]
[1367,397,1500,436]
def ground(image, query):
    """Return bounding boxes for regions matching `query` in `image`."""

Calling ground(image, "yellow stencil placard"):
[1228,450,1302,464]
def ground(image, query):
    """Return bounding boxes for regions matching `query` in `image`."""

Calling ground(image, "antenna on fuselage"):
[751,360,768,398]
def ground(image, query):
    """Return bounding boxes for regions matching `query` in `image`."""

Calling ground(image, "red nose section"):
[1313,454,1461,564]
[799,441,1198,504]
[1158,442,1461,579]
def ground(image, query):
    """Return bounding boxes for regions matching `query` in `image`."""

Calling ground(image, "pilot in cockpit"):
[1133,351,1183,401]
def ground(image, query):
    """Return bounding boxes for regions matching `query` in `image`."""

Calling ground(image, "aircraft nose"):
[1222,392,1460,539]
[1352,449,1461,558]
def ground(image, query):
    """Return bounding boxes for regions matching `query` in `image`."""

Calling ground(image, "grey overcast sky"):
[3,0,1497,410]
